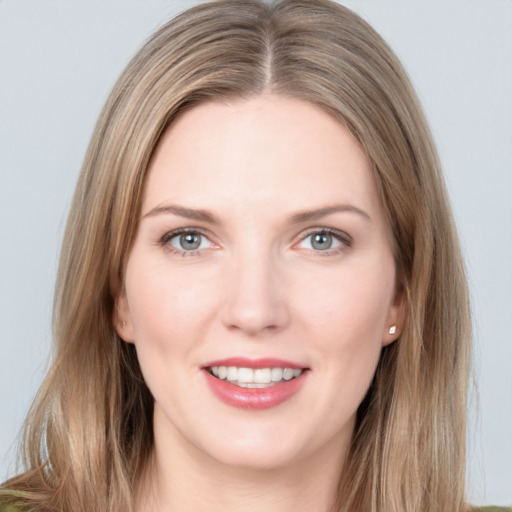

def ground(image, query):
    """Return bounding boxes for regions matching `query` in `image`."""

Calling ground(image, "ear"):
[382,288,406,347]
[114,288,134,343]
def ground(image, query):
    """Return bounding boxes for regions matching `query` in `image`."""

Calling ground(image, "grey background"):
[1,0,511,505]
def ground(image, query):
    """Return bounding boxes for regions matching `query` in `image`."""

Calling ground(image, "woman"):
[0,0,508,511]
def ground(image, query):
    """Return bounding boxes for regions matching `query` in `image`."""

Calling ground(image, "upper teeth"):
[209,366,303,387]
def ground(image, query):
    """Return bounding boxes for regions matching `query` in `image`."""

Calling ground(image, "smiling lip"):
[202,357,309,410]
[204,357,305,370]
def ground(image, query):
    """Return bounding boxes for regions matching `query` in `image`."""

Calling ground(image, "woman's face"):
[116,94,402,470]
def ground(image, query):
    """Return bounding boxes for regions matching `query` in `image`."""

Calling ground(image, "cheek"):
[123,260,218,408]
[298,261,395,347]
[124,258,216,354]
[295,257,395,404]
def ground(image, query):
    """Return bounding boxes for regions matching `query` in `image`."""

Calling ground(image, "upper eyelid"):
[161,227,213,242]
[297,226,352,242]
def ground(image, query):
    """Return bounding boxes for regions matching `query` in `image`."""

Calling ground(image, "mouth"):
[202,358,309,409]
[206,366,304,388]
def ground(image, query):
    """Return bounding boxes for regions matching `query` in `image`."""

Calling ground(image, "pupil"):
[312,233,332,250]
[180,232,201,250]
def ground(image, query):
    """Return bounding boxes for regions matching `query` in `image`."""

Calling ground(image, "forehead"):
[143,94,382,222]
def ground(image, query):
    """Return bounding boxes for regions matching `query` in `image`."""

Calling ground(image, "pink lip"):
[202,358,309,410]
[203,357,305,370]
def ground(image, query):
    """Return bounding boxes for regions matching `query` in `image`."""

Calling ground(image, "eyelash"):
[159,228,212,257]
[159,227,352,257]
[297,228,352,256]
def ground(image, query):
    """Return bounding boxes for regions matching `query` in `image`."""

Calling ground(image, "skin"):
[116,93,403,512]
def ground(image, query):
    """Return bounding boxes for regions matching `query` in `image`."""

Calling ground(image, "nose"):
[221,249,290,337]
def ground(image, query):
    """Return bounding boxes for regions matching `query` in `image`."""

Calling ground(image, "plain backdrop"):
[1,0,511,505]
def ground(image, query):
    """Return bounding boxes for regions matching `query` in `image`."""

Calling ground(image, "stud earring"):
[122,321,126,327]
[388,325,396,335]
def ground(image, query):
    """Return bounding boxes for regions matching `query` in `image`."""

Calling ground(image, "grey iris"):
[311,232,333,250]
[180,232,201,250]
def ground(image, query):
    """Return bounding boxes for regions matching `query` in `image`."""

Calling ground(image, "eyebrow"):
[142,203,371,225]
[142,204,221,224]
[288,204,372,224]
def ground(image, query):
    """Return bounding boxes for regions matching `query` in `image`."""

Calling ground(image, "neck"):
[136,412,350,512]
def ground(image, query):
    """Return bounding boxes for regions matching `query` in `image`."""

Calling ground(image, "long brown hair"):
[1,1,471,511]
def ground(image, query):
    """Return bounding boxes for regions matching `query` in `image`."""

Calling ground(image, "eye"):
[309,232,339,251]
[296,229,351,254]
[162,229,214,254]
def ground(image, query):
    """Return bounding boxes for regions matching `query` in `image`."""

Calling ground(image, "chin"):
[190,419,336,473]
[204,441,308,472]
